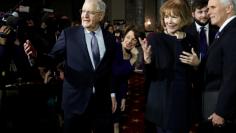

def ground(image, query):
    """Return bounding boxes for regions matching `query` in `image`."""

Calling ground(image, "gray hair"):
[84,0,106,13]
[219,0,236,12]
[97,0,106,13]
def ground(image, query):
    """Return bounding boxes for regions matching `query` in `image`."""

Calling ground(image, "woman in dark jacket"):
[112,25,139,133]
[139,0,200,133]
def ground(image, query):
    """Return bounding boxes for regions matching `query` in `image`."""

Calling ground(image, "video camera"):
[0,12,19,38]
[0,12,19,45]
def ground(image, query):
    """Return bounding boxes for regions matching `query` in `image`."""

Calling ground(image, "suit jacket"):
[184,22,218,85]
[184,22,219,122]
[47,26,117,116]
[204,17,236,121]
[144,32,197,130]
[184,22,218,70]
[185,22,218,48]
[112,42,133,101]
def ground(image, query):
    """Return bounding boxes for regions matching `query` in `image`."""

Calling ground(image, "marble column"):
[135,0,145,30]
[125,0,144,31]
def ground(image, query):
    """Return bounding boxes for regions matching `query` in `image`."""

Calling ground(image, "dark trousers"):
[63,95,113,133]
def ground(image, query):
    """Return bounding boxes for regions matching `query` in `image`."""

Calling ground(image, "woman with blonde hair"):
[140,0,200,133]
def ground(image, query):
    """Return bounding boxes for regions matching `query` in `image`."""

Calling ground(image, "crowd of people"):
[1,0,236,133]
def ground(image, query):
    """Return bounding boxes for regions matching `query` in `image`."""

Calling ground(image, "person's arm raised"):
[139,37,151,64]
[23,40,37,66]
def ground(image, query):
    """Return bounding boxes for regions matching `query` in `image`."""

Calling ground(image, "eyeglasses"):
[80,9,101,15]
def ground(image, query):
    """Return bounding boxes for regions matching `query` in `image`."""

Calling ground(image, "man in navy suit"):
[24,0,117,132]
[184,0,219,129]
[186,0,218,53]
[202,0,236,132]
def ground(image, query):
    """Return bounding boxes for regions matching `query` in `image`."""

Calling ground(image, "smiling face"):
[207,0,228,27]
[81,1,104,31]
[164,12,182,35]
[122,30,137,50]
[160,0,192,35]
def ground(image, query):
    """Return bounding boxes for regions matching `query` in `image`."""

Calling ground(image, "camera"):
[0,12,19,45]
[0,12,19,38]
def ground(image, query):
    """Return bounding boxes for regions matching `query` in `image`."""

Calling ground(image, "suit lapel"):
[77,27,94,70]
[209,25,218,45]
[102,29,109,55]
[78,28,111,71]
[208,18,236,51]
[217,18,236,39]
[192,23,199,38]
[96,30,110,69]
[73,28,114,71]
[189,23,200,50]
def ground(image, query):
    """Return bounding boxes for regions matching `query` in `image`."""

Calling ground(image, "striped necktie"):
[90,31,100,68]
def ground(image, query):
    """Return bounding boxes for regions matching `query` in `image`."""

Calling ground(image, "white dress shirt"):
[84,27,115,97]
[84,26,106,69]
[195,22,210,46]
[218,15,236,32]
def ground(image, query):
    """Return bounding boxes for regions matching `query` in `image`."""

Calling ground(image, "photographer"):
[0,12,42,83]
[0,14,18,83]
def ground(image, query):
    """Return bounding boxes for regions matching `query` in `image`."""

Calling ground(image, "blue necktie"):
[90,32,100,68]
[199,26,207,59]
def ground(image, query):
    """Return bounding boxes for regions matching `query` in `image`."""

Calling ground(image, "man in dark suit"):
[202,0,236,132]
[186,0,218,52]
[184,0,219,129]
[24,0,117,133]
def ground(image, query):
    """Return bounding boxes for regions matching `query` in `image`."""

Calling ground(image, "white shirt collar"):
[84,26,102,34]
[219,15,236,32]
[195,22,209,32]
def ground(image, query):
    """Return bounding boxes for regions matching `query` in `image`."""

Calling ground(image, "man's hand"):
[0,25,11,45]
[23,40,37,58]
[0,25,11,36]
[208,112,225,127]
[120,98,126,111]
[111,96,117,113]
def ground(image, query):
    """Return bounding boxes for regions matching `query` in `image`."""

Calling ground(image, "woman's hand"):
[130,47,138,65]
[179,48,200,66]
[139,37,151,64]
[120,98,126,111]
